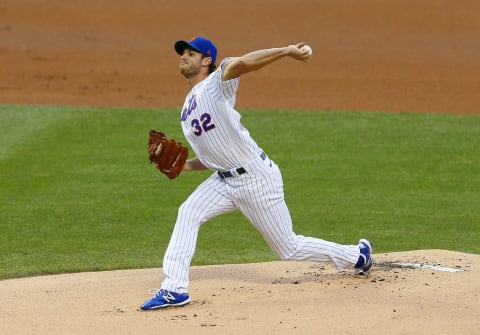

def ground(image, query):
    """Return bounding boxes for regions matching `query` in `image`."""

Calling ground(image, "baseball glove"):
[148,130,188,179]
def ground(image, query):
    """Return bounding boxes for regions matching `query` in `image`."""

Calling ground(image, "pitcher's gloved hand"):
[148,130,188,179]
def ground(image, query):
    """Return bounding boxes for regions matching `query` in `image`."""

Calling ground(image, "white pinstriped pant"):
[161,154,360,293]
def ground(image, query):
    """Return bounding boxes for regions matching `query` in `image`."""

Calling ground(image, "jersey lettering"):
[181,95,197,121]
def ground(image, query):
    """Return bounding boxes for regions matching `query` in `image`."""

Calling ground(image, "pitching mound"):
[1,250,478,334]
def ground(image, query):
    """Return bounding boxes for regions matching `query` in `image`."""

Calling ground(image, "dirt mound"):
[1,250,478,334]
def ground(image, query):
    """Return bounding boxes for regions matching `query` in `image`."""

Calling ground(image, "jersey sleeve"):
[206,58,240,106]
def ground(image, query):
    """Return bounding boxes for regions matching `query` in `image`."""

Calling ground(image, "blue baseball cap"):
[174,36,217,64]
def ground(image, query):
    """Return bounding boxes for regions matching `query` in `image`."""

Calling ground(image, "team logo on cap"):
[183,36,215,62]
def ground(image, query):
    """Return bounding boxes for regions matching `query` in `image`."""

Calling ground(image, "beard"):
[180,63,200,79]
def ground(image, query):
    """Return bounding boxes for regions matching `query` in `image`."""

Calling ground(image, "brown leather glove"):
[148,130,188,179]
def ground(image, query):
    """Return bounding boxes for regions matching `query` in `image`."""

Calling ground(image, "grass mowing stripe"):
[0,105,77,159]
[0,105,479,279]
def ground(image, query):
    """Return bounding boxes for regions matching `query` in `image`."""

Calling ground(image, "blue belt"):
[218,152,267,179]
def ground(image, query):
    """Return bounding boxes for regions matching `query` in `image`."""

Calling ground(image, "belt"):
[218,152,267,179]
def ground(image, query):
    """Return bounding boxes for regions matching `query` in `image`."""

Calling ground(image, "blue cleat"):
[354,239,374,275]
[140,289,190,310]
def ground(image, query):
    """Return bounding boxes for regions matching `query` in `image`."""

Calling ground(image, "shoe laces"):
[148,288,163,296]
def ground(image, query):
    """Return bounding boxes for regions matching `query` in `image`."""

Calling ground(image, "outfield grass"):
[1,104,479,279]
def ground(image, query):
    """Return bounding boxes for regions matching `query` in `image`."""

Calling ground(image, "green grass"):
[1,104,479,279]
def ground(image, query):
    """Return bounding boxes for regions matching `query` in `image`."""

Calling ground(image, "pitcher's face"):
[179,48,211,79]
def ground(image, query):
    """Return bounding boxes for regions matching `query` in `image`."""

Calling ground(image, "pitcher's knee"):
[177,202,190,216]
[281,249,303,261]
[269,235,307,261]
[176,202,203,227]
[271,243,299,261]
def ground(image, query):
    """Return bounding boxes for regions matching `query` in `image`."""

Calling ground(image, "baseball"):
[301,44,313,61]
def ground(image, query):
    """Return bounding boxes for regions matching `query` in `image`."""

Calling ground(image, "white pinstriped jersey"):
[180,58,262,171]
[158,55,364,295]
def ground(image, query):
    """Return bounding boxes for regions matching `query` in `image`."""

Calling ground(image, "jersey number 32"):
[192,113,216,136]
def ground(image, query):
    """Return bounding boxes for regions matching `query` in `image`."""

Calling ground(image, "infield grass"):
[1,104,479,279]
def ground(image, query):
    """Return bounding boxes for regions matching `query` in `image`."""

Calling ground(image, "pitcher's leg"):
[161,176,236,293]
[287,234,360,269]
[236,163,359,269]
[241,197,359,269]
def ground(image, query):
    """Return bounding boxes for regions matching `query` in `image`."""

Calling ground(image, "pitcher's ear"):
[202,56,213,66]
